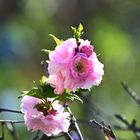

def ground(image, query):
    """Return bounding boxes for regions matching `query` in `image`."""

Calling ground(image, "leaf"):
[78,23,83,32]
[71,23,84,41]
[39,84,57,98]
[19,88,42,99]
[19,78,83,104]
[39,76,47,85]
[19,80,57,99]
[58,92,83,103]
[49,34,62,46]
[18,91,28,99]
[41,49,52,54]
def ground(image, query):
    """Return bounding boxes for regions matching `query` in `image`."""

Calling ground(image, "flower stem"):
[67,107,84,140]
[65,132,74,140]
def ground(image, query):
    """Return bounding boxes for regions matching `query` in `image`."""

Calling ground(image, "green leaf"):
[71,23,84,41]
[19,78,57,99]
[39,84,57,98]
[41,49,52,54]
[19,88,42,99]
[78,23,83,32]
[18,91,28,99]
[19,78,83,104]
[58,92,83,103]
[49,34,62,46]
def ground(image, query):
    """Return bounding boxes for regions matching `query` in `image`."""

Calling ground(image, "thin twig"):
[121,81,140,106]
[0,122,4,140]
[6,123,18,140]
[66,107,84,140]
[65,132,74,140]
[90,119,117,140]
[0,108,22,114]
[115,114,140,140]
[0,120,24,124]
[113,125,129,131]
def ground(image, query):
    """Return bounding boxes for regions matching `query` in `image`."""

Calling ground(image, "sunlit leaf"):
[78,23,83,32]
[49,34,62,46]
[41,49,52,54]
[71,23,84,41]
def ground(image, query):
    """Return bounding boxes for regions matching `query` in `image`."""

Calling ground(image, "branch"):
[115,114,140,140]
[65,132,74,140]
[66,107,84,140]
[0,120,24,124]
[121,81,140,106]
[5,123,18,140]
[0,120,24,140]
[0,122,5,140]
[0,108,22,114]
[90,119,117,140]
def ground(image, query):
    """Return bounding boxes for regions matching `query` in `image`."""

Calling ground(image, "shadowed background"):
[0,0,140,139]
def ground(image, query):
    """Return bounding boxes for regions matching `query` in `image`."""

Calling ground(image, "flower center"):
[75,62,84,72]
[34,101,57,116]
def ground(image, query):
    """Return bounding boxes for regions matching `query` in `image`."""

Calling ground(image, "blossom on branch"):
[21,96,70,136]
[48,38,104,94]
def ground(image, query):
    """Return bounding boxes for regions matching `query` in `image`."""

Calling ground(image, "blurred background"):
[0,0,140,139]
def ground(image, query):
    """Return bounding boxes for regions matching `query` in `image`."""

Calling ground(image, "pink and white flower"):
[48,38,104,94]
[21,96,70,136]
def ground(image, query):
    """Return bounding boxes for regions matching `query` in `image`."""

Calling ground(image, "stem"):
[67,107,84,140]
[90,120,117,140]
[65,132,73,140]
[0,108,22,114]
[0,120,24,124]
[115,114,140,140]
[6,123,18,140]
[0,122,4,140]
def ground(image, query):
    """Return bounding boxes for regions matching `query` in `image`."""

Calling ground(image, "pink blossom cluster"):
[48,38,104,94]
[21,96,70,136]
[21,35,104,137]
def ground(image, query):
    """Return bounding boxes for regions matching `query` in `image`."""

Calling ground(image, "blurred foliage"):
[0,0,140,139]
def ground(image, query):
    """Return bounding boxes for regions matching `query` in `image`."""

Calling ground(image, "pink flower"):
[48,38,104,94]
[49,38,77,64]
[21,96,70,136]
[47,74,64,94]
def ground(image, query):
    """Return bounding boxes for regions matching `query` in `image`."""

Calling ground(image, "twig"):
[66,107,84,140]
[0,120,24,140]
[65,132,74,140]
[0,102,24,140]
[0,108,22,114]
[115,114,140,140]
[6,123,18,140]
[121,81,140,106]
[0,122,5,140]
[113,125,129,131]
[0,120,24,124]
[90,119,117,140]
